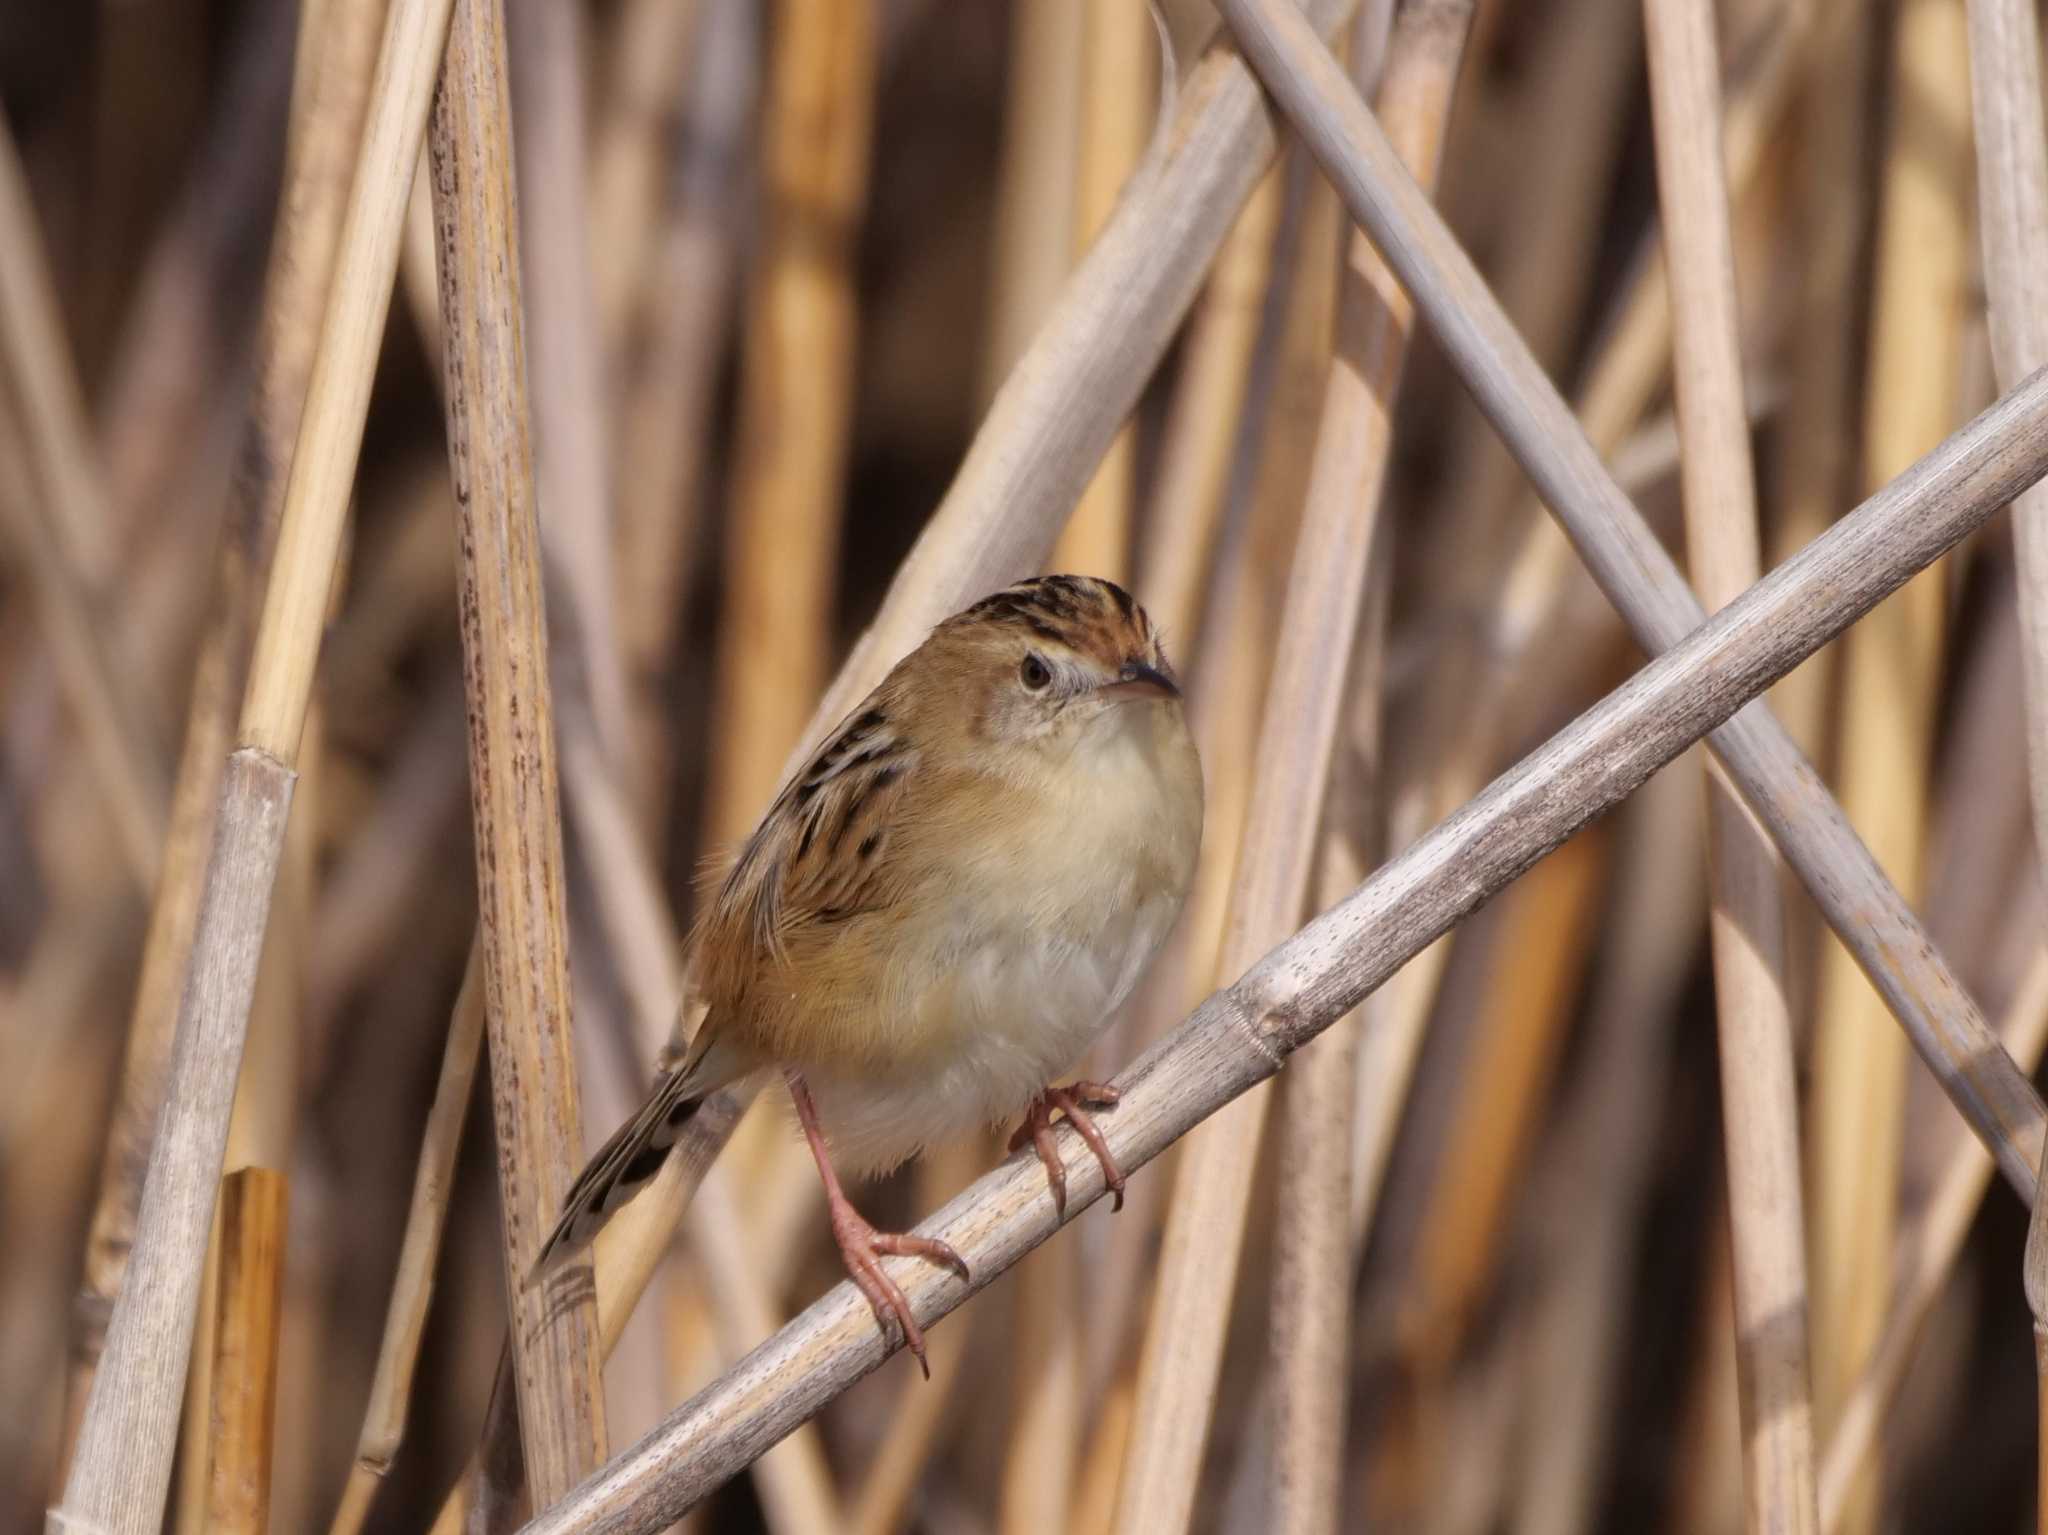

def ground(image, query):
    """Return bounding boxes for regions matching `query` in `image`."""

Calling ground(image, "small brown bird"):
[537,575,1203,1369]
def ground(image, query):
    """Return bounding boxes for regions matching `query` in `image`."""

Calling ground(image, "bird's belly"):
[797,891,1178,1175]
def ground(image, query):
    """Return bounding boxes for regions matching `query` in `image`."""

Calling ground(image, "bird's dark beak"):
[1099,660,1180,703]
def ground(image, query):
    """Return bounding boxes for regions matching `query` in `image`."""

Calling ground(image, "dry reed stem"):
[1216,0,2045,1198]
[0,119,169,888]
[329,944,487,1535]
[1056,0,1156,579]
[1818,946,2048,1529]
[201,1168,287,1535]
[516,359,2048,1535]
[1643,0,1816,1525]
[1965,0,2048,953]
[1809,9,1970,1529]
[979,0,1084,402]
[50,0,448,1519]
[701,0,877,847]
[1114,128,1351,1535]
[810,0,1357,739]
[428,0,608,1501]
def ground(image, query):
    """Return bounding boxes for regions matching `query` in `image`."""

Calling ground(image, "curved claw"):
[1013,1081,1128,1215]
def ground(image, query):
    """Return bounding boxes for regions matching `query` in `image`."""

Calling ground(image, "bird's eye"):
[1019,653,1052,691]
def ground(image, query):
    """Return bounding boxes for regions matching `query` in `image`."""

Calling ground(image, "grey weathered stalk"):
[1215,0,2045,1197]
[427,0,608,1506]
[514,356,2048,1535]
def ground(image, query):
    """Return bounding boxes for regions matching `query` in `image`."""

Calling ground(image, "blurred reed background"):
[4,0,2047,1530]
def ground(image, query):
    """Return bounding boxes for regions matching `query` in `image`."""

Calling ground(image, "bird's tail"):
[527,1032,736,1282]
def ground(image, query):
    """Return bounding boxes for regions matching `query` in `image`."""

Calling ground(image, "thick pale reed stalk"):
[1643,0,1816,1526]
[328,946,486,1535]
[201,1168,288,1535]
[519,364,2048,1535]
[1055,0,1155,580]
[1214,0,2045,1199]
[49,0,452,1525]
[427,0,608,1502]
[1809,11,1970,1533]
[701,0,877,847]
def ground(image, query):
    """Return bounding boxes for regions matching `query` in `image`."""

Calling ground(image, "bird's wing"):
[706,697,923,964]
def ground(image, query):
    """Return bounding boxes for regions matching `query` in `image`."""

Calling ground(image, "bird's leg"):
[1008,1080,1126,1217]
[785,1069,968,1378]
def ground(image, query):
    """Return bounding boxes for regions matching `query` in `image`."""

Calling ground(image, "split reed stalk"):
[1055,0,1156,580]
[1215,0,2045,1199]
[427,0,608,1502]
[1643,0,1816,1525]
[519,363,2048,1535]
[201,1167,287,1535]
[701,0,877,848]
[1808,9,1971,1532]
[49,0,452,1524]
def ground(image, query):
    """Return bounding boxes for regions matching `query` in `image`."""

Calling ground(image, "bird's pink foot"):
[1008,1080,1126,1217]
[787,1068,966,1378]
[823,1190,969,1379]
